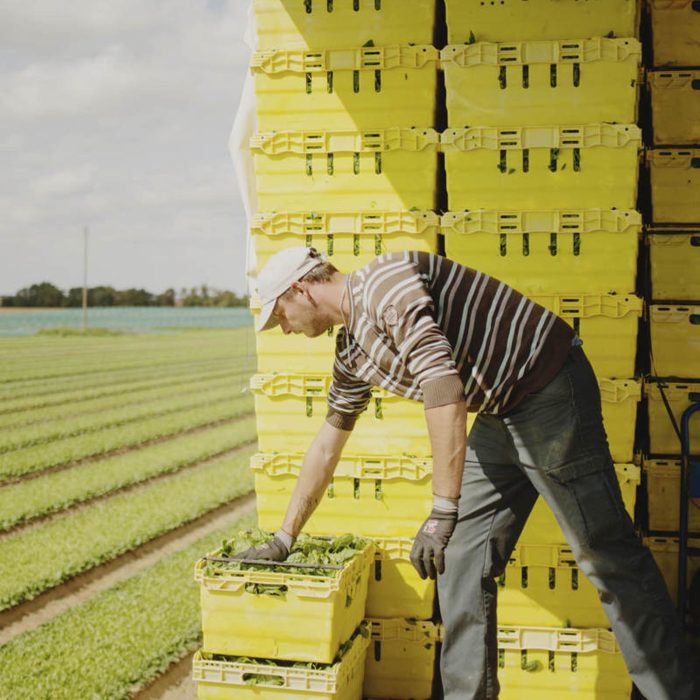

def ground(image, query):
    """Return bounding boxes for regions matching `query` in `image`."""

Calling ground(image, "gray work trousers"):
[437,345,696,699]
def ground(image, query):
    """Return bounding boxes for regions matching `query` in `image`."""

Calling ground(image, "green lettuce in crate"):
[201,623,370,686]
[202,528,368,591]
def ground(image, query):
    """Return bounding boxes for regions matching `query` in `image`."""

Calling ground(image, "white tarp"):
[229,1,258,293]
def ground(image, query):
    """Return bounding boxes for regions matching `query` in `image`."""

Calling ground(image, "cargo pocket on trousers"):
[546,456,630,548]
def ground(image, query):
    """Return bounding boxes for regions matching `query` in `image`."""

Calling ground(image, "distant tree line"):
[0,282,248,308]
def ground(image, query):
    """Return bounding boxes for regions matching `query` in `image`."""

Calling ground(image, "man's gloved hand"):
[410,501,458,580]
[232,529,294,562]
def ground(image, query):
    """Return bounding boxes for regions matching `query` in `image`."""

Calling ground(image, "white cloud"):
[0,0,253,296]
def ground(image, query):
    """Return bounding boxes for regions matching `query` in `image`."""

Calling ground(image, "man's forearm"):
[424,400,468,499]
[281,421,351,537]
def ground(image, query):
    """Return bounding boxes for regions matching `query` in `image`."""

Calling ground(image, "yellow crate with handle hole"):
[251,210,439,274]
[252,45,438,130]
[650,70,700,145]
[645,379,700,454]
[252,452,432,538]
[252,129,438,212]
[519,463,640,544]
[648,226,700,301]
[442,125,641,211]
[363,619,438,700]
[498,544,609,628]
[648,149,700,223]
[192,627,369,700]
[644,536,700,606]
[644,458,700,533]
[649,303,700,379]
[531,293,643,379]
[253,0,436,50]
[494,626,631,700]
[649,0,700,67]
[250,373,441,456]
[366,537,435,619]
[442,210,640,296]
[194,540,374,662]
[444,0,639,43]
[441,39,641,127]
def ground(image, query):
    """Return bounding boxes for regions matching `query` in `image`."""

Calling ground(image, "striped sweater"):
[326,251,574,430]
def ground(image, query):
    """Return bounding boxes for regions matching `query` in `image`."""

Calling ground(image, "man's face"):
[272,284,333,337]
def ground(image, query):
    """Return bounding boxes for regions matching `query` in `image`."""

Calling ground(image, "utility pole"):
[82,226,89,331]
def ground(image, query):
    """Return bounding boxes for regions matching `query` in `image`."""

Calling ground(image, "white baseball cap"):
[254,246,326,332]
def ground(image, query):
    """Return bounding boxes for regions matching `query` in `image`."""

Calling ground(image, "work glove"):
[410,505,458,580]
[232,530,294,562]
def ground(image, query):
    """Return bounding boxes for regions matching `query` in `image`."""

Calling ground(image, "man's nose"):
[280,319,291,335]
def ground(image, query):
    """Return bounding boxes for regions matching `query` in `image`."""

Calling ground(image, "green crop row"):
[0,355,247,406]
[0,511,256,700]
[0,393,254,480]
[0,446,256,611]
[0,377,248,452]
[0,417,257,531]
[0,363,244,419]
[0,329,255,388]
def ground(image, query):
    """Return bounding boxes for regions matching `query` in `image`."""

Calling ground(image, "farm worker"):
[235,246,696,700]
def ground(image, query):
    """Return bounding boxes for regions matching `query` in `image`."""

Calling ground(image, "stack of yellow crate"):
[643,0,700,607]
[246,1,443,697]
[440,2,641,697]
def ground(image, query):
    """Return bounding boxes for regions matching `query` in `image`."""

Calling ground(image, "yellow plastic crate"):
[251,373,436,456]
[442,39,641,127]
[194,541,374,662]
[363,618,438,700]
[648,149,700,224]
[644,535,700,606]
[648,226,700,300]
[251,210,439,274]
[650,70,700,145]
[442,210,640,296]
[498,544,608,628]
[366,537,435,619]
[649,303,700,378]
[444,0,639,43]
[644,458,700,533]
[442,125,641,211]
[252,45,438,130]
[495,626,631,700]
[520,463,640,544]
[192,630,369,700]
[649,0,700,67]
[254,0,436,50]
[645,379,700,454]
[252,452,432,538]
[600,380,641,463]
[252,129,439,212]
[531,293,643,379]
[255,324,337,374]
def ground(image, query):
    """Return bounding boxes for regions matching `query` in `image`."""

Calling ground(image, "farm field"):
[0,328,258,699]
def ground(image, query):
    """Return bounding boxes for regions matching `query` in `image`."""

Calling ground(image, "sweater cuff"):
[422,374,465,409]
[325,409,358,431]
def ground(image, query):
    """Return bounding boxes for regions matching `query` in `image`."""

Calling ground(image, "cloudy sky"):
[0,0,252,296]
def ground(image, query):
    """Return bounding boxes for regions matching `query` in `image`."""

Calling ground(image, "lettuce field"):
[0,328,258,699]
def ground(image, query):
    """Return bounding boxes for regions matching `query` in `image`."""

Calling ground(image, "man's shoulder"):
[358,250,430,281]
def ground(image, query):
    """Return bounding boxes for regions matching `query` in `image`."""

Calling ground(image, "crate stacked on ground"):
[192,534,374,698]
[246,2,442,698]
[642,0,700,606]
[439,2,642,697]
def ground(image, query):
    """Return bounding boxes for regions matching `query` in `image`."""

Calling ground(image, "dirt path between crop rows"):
[0,492,255,646]
[135,651,198,700]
